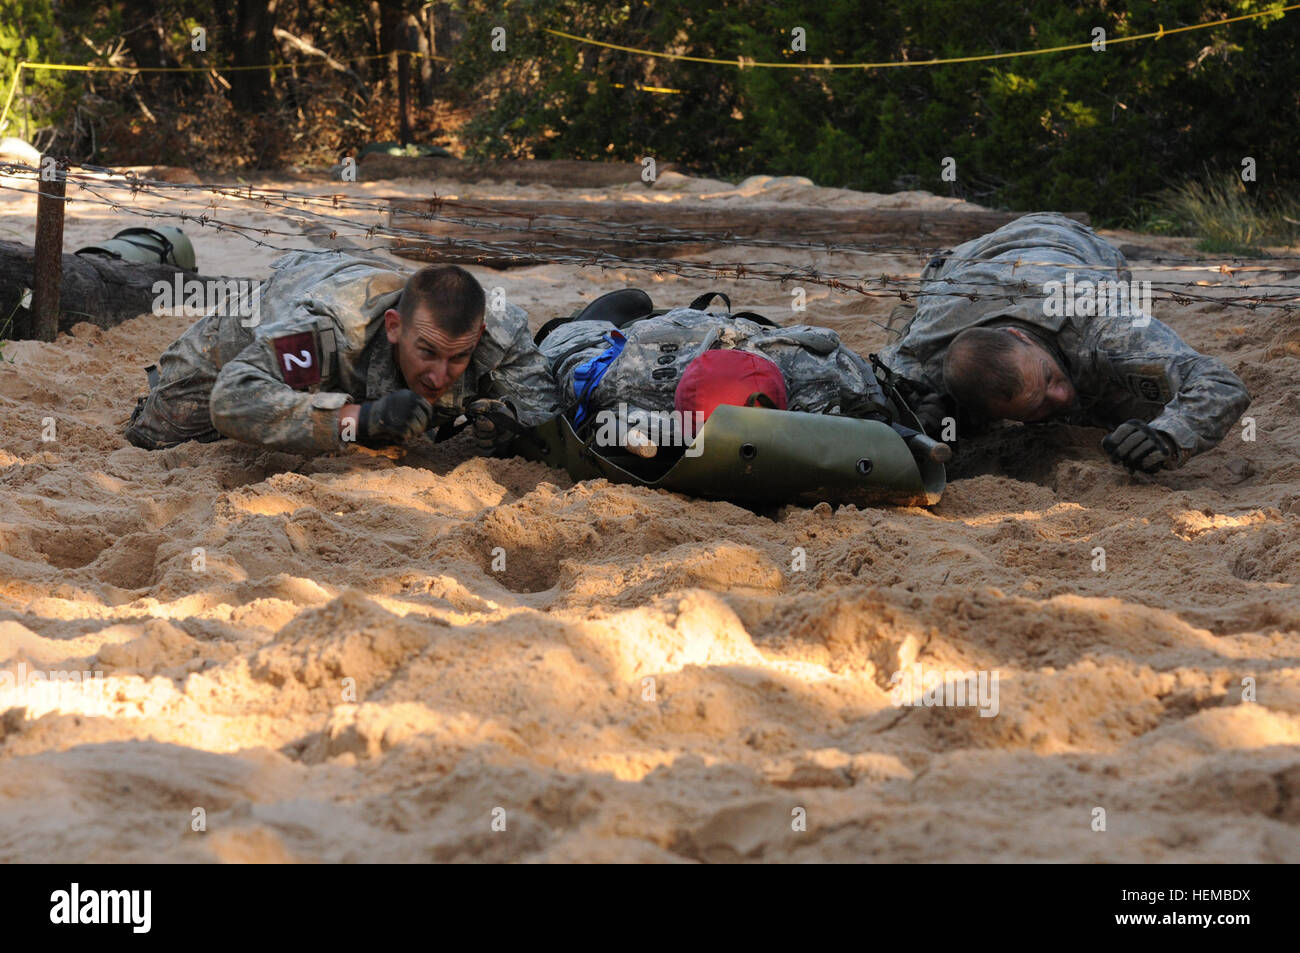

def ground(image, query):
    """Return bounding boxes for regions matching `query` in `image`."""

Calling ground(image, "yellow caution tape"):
[611,82,683,94]
[545,5,1298,70]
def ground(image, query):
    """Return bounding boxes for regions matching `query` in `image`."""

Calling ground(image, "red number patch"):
[272,331,321,389]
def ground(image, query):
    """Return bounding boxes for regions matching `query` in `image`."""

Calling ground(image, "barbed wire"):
[2,162,1297,313]
[52,160,1300,272]
[10,158,1296,278]
[10,173,1300,310]
[63,175,1300,302]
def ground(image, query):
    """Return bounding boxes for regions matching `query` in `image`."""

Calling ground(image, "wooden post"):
[27,155,66,341]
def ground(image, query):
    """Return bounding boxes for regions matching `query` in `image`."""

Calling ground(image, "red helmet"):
[674,349,788,422]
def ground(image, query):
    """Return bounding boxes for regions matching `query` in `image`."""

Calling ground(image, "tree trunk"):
[397,20,413,144]
[361,155,680,185]
[365,1,385,86]
[381,3,402,95]
[228,0,280,111]
[416,10,435,108]
[426,3,441,101]
[385,198,1091,269]
[120,0,168,71]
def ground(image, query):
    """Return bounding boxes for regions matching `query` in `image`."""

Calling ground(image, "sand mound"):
[1,169,1298,862]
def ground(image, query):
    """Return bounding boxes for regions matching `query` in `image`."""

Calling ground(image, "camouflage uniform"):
[876,212,1250,467]
[125,251,561,453]
[540,308,891,426]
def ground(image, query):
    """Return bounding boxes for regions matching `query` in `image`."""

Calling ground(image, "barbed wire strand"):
[1,165,1296,313]
[55,176,1300,298]
[11,160,1299,276]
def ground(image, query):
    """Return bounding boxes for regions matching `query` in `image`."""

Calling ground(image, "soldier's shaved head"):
[944,326,1076,422]
[399,265,485,336]
[943,328,1026,408]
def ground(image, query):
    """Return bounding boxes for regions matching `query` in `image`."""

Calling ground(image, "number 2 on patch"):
[272,331,322,389]
[283,350,313,371]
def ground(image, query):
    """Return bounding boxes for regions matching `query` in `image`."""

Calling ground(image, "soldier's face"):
[386,307,484,403]
[987,333,1076,422]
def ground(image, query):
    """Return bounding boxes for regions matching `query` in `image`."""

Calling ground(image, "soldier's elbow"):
[208,374,248,441]
[207,404,241,442]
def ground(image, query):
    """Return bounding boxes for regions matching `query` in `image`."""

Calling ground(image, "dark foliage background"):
[3,1,1297,224]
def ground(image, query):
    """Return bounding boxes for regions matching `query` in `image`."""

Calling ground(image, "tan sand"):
[0,167,1298,862]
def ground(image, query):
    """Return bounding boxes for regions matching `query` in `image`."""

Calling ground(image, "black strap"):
[688,291,731,312]
[730,310,781,328]
[688,291,780,328]
[539,291,783,347]
[116,228,177,266]
[534,288,655,345]
[533,315,572,346]
[869,352,897,386]
[536,311,638,347]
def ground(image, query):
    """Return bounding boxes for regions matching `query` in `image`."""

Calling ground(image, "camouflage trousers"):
[123,297,253,450]
[125,370,223,450]
[124,354,223,451]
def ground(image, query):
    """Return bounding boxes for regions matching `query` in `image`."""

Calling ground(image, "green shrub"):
[449,0,1300,224]
[0,0,70,140]
[1153,172,1300,253]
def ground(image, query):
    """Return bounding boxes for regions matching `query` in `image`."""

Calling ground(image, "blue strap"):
[571,331,626,426]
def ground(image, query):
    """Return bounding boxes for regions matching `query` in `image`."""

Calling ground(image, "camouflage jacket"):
[539,308,891,425]
[200,251,560,452]
[876,212,1250,466]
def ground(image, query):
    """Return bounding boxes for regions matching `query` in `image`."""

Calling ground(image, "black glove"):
[1101,419,1175,473]
[466,398,517,456]
[913,392,951,437]
[888,373,949,438]
[356,389,434,448]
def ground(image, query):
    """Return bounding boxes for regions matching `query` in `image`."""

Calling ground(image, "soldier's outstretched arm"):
[209,336,352,453]
[1092,316,1251,466]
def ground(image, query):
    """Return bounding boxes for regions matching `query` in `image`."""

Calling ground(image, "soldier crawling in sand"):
[877,212,1251,473]
[125,251,562,456]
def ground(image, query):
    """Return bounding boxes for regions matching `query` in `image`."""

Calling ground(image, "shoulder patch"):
[272,330,322,389]
[1125,369,1172,404]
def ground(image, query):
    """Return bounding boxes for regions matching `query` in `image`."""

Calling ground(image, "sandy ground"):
[1,166,1299,863]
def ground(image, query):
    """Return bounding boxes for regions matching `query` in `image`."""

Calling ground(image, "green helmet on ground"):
[76,226,197,272]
